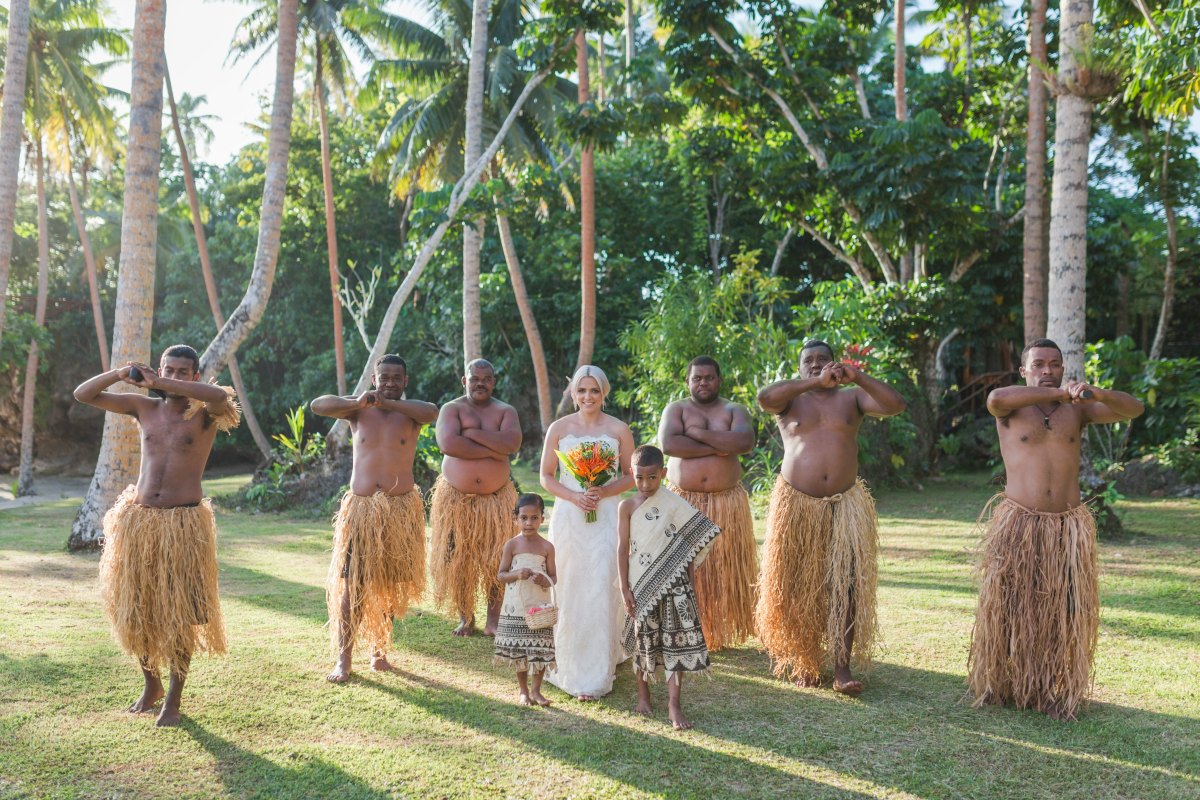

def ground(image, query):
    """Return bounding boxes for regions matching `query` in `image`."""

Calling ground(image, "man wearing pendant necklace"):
[967,338,1143,720]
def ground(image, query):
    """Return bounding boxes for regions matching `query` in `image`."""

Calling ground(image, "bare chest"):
[781,393,860,437]
[681,405,735,432]
[458,405,503,431]
[140,407,215,456]
[355,410,417,450]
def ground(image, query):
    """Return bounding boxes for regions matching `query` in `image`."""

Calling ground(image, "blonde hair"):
[569,365,610,409]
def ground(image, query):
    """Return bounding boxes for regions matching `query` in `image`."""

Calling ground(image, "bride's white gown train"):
[546,434,627,697]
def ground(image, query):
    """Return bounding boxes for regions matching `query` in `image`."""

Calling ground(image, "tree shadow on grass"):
[387,623,1200,799]
[184,721,391,800]
[355,668,877,799]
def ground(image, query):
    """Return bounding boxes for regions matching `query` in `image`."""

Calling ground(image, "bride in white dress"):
[540,365,636,700]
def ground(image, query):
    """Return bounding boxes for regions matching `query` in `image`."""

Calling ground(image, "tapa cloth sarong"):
[99,487,226,673]
[494,552,556,672]
[621,487,720,682]
[755,476,878,684]
[675,484,758,651]
[429,475,517,618]
[326,488,426,655]
[968,496,1099,718]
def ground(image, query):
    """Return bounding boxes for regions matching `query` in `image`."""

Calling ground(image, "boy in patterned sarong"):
[619,446,720,730]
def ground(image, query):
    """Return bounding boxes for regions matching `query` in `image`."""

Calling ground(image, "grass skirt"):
[326,489,426,655]
[676,484,758,651]
[99,487,226,673]
[968,496,1098,718]
[429,475,517,619]
[754,476,878,683]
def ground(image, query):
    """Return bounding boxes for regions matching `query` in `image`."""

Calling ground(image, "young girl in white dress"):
[539,365,635,700]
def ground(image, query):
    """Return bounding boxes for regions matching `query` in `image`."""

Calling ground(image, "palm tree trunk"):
[166,66,272,461]
[315,46,347,394]
[62,129,109,371]
[70,0,167,549]
[1045,0,1094,381]
[576,29,596,368]
[1022,0,1049,343]
[16,138,50,496]
[1149,124,1178,362]
[461,0,488,364]
[894,0,906,122]
[495,209,552,433]
[0,0,31,343]
[199,0,299,379]
[332,67,554,446]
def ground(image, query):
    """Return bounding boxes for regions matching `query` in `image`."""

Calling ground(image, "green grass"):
[0,472,1197,799]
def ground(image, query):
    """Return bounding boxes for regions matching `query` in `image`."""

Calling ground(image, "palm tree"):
[573,28,596,373]
[1046,0,1096,380]
[1022,0,1048,343]
[165,65,273,460]
[462,0,488,363]
[71,0,167,548]
[230,0,379,394]
[199,0,299,380]
[355,0,574,429]
[0,0,31,345]
[16,0,126,495]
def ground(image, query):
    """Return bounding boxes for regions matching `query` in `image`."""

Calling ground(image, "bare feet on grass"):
[453,616,477,637]
[370,653,395,672]
[155,704,182,728]
[576,694,597,702]
[518,691,535,706]
[832,665,863,696]
[634,698,653,716]
[128,677,164,714]
[1043,699,1075,722]
[327,654,352,683]
[791,673,821,689]
[529,690,552,707]
[667,699,693,731]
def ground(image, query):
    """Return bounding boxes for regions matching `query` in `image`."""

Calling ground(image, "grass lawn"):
[1,471,1197,799]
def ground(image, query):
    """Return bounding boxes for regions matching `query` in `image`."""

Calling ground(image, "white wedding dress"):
[546,433,627,697]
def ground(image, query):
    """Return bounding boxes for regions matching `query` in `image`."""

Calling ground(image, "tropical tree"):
[165,65,273,459]
[1022,0,1048,343]
[229,0,380,394]
[0,0,30,345]
[199,0,299,380]
[354,0,580,429]
[15,0,126,495]
[70,0,167,548]
[572,27,596,377]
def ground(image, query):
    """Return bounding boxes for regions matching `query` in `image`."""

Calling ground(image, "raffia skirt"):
[428,475,517,619]
[754,477,878,684]
[99,487,226,673]
[968,496,1099,718]
[326,488,426,655]
[675,484,758,651]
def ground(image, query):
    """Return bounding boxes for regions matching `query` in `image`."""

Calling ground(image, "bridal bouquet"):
[555,440,619,523]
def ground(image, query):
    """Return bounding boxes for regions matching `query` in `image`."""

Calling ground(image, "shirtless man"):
[311,354,438,682]
[74,344,240,727]
[659,356,757,650]
[969,338,1143,720]
[429,359,522,636]
[755,340,906,693]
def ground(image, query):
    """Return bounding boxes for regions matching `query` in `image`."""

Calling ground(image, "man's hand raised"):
[817,362,841,390]
[357,391,380,409]
[123,362,158,389]
[1065,382,1097,404]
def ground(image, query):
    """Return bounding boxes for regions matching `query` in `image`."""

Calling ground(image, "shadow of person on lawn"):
[184,720,391,800]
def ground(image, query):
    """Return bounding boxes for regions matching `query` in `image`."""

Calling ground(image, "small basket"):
[524,573,558,630]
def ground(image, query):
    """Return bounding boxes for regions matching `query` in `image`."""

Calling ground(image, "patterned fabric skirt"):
[627,574,710,683]
[494,614,556,672]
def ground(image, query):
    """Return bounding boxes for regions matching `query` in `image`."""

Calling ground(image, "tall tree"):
[16,0,127,495]
[0,0,31,344]
[200,0,300,379]
[165,66,273,460]
[70,0,167,548]
[1046,0,1096,380]
[574,28,596,369]
[462,0,488,362]
[353,0,576,429]
[226,0,361,389]
[1022,0,1049,343]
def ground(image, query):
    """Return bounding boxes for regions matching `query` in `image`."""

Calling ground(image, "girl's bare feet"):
[634,698,653,716]
[530,690,552,707]
[518,691,535,706]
